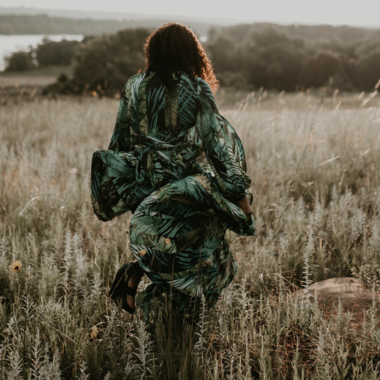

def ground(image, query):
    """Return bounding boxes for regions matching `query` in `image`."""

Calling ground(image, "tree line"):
[208,23,380,92]
[5,23,380,94]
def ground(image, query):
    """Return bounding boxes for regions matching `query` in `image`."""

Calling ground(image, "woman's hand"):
[238,195,253,220]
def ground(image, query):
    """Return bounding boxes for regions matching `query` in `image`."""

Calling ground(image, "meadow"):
[1,89,380,379]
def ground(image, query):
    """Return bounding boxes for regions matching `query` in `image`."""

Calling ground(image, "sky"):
[1,0,380,27]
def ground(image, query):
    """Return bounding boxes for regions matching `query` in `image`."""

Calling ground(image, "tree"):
[36,39,81,66]
[207,36,237,72]
[46,28,150,96]
[355,37,380,90]
[207,28,307,91]
[5,51,34,71]
[245,43,307,91]
[356,50,380,90]
[298,51,357,90]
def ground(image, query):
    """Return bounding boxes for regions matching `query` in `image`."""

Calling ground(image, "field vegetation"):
[1,89,380,378]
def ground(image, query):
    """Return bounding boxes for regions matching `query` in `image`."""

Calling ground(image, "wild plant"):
[0,94,380,378]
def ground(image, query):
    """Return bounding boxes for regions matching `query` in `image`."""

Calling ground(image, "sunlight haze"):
[1,0,380,26]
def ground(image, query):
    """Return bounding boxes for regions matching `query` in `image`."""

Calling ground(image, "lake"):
[0,34,83,71]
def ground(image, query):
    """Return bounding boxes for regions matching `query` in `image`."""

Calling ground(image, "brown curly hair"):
[143,23,219,92]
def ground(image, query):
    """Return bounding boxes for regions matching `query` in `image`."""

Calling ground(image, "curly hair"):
[143,23,219,92]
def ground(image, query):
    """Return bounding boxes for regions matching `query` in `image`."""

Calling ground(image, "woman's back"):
[107,70,250,201]
[124,72,197,141]
[109,71,203,150]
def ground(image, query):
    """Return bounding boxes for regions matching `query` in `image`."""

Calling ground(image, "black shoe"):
[109,262,138,314]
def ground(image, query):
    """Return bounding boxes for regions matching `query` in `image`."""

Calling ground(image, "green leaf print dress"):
[91,71,254,315]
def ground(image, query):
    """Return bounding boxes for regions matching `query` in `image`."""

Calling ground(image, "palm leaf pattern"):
[91,72,254,315]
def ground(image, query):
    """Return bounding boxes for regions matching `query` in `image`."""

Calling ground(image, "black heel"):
[109,262,138,314]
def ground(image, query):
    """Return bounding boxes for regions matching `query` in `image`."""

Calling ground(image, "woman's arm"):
[238,195,253,220]
[108,84,131,152]
[196,79,252,206]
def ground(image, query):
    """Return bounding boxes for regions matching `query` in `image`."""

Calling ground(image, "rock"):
[293,277,380,322]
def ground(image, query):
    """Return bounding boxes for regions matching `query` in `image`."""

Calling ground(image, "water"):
[0,34,83,71]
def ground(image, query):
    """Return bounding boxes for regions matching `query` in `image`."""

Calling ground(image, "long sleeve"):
[108,84,131,152]
[196,79,251,203]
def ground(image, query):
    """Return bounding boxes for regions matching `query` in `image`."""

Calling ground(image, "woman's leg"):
[126,261,144,310]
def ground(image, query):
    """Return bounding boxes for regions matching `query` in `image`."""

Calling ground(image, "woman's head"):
[143,23,219,92]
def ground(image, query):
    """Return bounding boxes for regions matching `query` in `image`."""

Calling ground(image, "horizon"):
[1,1,380,28]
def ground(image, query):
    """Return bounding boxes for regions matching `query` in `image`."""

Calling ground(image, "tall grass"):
[1,92,380,379]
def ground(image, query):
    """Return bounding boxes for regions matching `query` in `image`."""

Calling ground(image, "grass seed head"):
[90,325,99,339]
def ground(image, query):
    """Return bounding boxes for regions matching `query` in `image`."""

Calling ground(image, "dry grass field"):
[1,90,380,379]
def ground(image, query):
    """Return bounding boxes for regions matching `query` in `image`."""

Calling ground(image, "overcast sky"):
[1,0,380,27]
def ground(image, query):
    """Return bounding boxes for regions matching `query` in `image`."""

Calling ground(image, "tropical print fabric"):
[91,71,254,315]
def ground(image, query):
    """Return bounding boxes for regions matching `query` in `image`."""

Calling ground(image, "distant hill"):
[0,6,238,25]
[0,14,215,36]
[0,14,225,36]
[1,7,380,44]
[0,6,158,20]
[0,7,239,37]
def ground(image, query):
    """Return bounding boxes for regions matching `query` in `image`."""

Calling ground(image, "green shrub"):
[5,51,34,71]
[36,38,81,66]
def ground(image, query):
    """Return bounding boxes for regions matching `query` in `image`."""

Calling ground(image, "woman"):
[91,23,254,318]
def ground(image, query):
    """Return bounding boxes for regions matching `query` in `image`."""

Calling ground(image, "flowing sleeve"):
[90,81,150,222]
[196,79,251,203]
[108,84,131,152]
